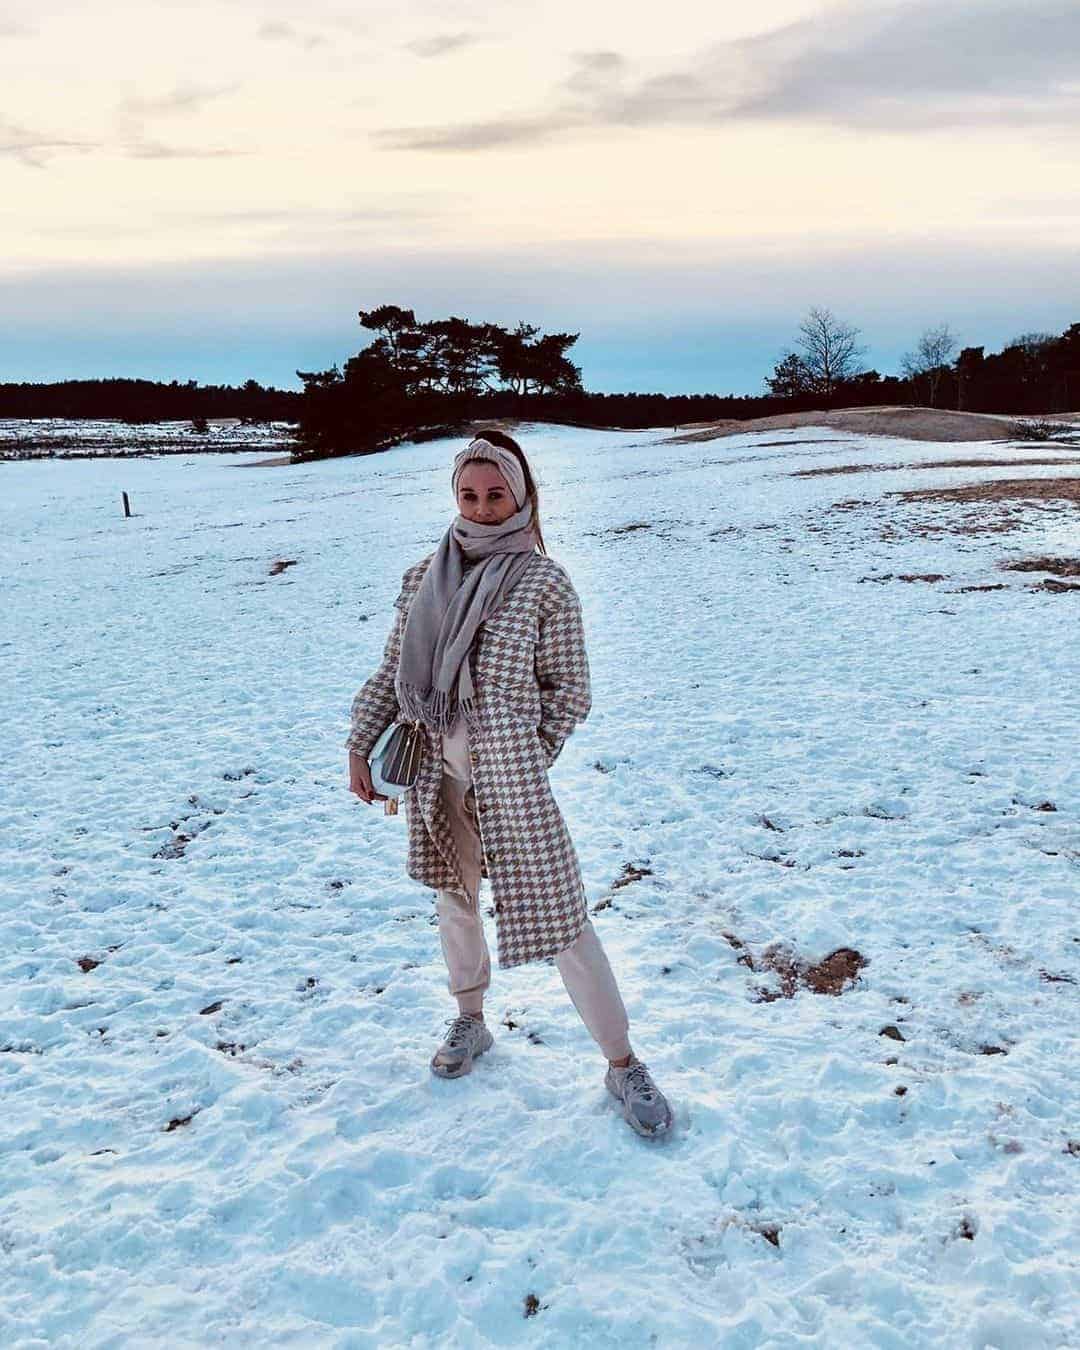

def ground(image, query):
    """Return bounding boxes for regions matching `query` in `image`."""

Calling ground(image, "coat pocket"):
[474,613,539,688]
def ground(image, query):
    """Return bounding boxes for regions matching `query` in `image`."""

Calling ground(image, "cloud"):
[375,0,1080,151]
[404,31,481,58]
[559,49,627,97]
[374,47,627,149]
[32,202,445,239]
[3,79,244,168]
[118,81,240,120]
[714,0,1080,129]
[112,81,245,161]
[374,112,586,152]
[123,140,249,160]
[256,20,327,50]
[171,202,445,226]
[0,119,97,168]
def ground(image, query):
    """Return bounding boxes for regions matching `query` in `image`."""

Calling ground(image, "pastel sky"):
[2,0,1079,394]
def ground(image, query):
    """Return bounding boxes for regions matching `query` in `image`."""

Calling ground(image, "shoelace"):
[622,1060,657,1101]
[443,1015,483,1049]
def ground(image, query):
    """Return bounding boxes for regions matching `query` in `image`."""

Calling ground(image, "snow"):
[2,423,1078,1347]
[0,417,296,460]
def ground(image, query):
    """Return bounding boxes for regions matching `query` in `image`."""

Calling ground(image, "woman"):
[346,429,672,1137]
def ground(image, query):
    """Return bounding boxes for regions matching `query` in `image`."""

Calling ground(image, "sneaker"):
[430,1014,494,1079]
[604,1055,673,1136]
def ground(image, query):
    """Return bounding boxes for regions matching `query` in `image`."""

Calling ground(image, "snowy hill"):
[2,422,1078,1347]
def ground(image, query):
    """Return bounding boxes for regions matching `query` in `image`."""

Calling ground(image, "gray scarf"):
[395,502,538,733]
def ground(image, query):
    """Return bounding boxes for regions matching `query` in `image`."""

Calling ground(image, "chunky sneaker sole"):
[605,1057,674,1137]
[430,1015,494,1079]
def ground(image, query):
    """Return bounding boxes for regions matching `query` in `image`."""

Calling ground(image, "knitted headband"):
[451,437,528,510]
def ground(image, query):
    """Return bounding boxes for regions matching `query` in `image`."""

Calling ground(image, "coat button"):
[495,902,503,914]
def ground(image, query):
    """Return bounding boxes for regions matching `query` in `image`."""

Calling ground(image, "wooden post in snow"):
[122,491,132,518]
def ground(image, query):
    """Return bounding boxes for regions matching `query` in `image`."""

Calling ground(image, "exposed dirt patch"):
[859,573,946,584]
[611,862,654,890]
[240,455,294,468]
[1000,556,1080,576]
[803,948,868,995]
[751,1222,781,1248]
[1031,578,1080,593]
[143,790,238,861]
[825,475,1080,539]
[586,519,678,542]
[793,457,1080,478]
[152,829,199,859]
[725,934,866,1001]
[666,405,1036,446]
[269,558,298,575]
[892,476,1080,509]
[753,439,842,448]
[797,462,892,477]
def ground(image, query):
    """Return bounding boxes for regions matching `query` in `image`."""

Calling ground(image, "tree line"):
[292,304,1080,457]
[3,307,1077,453]
[0,377,300,423]
[765,307,1080,415]
[294,304,863,457]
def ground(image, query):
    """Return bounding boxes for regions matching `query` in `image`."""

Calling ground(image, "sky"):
[2,0,1079,395]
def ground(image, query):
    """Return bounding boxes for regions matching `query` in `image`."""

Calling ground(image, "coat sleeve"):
[534,584,592,769]
[344,594,407,759]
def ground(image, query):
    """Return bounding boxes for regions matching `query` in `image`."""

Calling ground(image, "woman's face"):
[456,460,519,525]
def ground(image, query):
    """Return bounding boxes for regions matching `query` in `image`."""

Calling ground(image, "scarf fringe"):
[396,681,477,735]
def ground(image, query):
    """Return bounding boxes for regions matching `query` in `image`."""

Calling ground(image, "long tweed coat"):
[345,549,592,968]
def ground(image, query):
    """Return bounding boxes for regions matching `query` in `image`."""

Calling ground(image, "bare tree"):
[1006,331,1057,358]
[900,323,959,407]
[795,306,867,406]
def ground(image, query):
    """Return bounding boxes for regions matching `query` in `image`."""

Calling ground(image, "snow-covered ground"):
[2,423,1078,1348]
[0,417,297,460]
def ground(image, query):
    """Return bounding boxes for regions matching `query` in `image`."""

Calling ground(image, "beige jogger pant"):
[435,716,631,1062]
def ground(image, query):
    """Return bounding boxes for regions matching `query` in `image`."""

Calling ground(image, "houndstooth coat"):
[345,549,592,968]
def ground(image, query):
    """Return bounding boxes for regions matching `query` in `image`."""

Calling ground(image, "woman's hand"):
[348,752,389,804]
